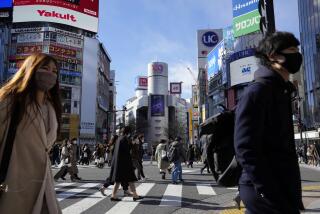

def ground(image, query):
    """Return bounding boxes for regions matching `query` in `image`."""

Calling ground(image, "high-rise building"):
[298,0,320,128]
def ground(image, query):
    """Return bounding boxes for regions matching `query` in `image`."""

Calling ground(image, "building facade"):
[298,0,320,128]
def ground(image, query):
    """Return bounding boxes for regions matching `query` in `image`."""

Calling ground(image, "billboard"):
[223,26,235,51]
[197,29,223,59]
[232,0,260,38]
[17,32,44,43]
[170,82,182,94]
[207,40,225,79]
[0,0,12,8]
[136,76,148,89]
[151,95,165,117]
[13,0,99,33]
[230,56,259,87]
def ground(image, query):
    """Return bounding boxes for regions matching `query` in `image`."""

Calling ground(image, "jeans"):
[172,160,182,182]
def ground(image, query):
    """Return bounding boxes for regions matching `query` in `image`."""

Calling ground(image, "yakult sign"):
[13,0,99,33]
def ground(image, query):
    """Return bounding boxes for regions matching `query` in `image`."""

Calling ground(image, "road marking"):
[196,184,217,195]
[55,182,76,190]
[182,169,199,174]
[105,183,155,214]
[302,185,320,191]
[227,187,238,190]
[160,184,183,207]
[62,185,113,214]
[57,183,100,202]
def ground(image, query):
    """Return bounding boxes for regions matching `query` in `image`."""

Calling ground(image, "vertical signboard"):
[136,76,148,89]
[232,0,260,38]
[223,26,235,51]
[170,82,182,94]
[207,40,225,79]
[151,95,165,117]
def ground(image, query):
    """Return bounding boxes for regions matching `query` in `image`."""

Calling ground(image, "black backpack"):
[168,146,179,162]
[201,108,241,187]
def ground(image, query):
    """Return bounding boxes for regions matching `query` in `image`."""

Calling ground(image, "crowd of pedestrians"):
[296,143,320,166]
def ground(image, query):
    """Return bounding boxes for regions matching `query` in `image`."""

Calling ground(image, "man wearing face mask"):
[234,32,304,214]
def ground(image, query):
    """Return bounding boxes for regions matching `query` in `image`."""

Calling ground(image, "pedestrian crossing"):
[55,181,236,214]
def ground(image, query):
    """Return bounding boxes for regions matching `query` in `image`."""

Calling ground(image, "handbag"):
[161,147,169,162]
[0,104,20,197]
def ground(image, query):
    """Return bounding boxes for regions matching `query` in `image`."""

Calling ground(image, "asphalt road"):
[52,162,320,214]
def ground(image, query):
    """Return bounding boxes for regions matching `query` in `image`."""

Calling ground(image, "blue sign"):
[0,0,12,8]
[207,41,225,78]
[223,26,235,51]
[228,48,255,63]
[232,0,259,18]
[151,95,165,117]
[202,31,219,47]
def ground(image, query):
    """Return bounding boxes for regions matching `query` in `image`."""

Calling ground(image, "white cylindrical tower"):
[148,62,168,95]
[147,62,169,150]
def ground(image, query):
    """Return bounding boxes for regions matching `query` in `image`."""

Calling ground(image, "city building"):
[0,1,116,144]
[124,62,189,152]
[80,38,112,145]
[298,0,320,128]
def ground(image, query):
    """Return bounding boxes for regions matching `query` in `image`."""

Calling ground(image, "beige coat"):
[0,99,61,214]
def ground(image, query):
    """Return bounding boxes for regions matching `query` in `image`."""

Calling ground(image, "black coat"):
[110,135,137,183]
[234,66,303,212]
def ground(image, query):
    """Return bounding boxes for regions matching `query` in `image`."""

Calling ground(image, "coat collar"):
[254,66,297,95]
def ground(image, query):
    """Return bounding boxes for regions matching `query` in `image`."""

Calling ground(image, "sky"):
[98,0,300,109]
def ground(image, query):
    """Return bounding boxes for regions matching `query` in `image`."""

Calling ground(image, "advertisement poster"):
[170,82,182,94]
[232,0,260,37]
[17,32,44,43]
[13,0,99,32]
[230,56,259,86]
[137,76,148,89]
[49,45,77,58]
[151,95,165,117]
[17,45,42,55]
[207,40,225,79]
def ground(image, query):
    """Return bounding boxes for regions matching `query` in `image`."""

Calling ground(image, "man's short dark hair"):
[121,126,131,135]
[255,32,300,68]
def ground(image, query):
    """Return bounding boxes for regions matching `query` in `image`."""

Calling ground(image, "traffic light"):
[259,0,275,35]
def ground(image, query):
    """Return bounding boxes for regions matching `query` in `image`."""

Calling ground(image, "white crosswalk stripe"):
[57,183,100,202]
[196,183,217,195]
[55,181,235,213]
[62,185,113,214]
[105,183,155,214]
[160,184,183,207]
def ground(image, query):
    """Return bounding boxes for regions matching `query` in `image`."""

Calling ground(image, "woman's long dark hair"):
[0,53,62,135]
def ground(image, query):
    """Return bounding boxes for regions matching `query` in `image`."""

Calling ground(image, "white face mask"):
[73,141,77,144]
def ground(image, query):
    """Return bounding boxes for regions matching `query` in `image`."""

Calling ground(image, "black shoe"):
[99,187,107,196]
[110,197,121,201]
[61,177,66,180]
[172,181,178,184]
[180,179,184,183]
[133,196,144,201]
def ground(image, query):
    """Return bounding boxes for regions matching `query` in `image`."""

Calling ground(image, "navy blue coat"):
[234,66,303,212]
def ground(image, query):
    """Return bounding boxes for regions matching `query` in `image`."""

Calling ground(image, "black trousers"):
[239,184,299,214]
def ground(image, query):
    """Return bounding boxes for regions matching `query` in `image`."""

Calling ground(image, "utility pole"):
[259,0,276,35]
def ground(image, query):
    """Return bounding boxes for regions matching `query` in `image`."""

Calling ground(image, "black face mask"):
[280,52,303,74]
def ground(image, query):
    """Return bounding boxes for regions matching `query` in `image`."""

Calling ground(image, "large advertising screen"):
[151,95,165,117]
[232,0,260,38]
[207,40,224,79]
[0,0,12,8]
[13,0,99,33]
[230,56,259,87]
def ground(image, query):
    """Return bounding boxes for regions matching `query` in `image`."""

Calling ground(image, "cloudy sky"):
[98,0,300,108]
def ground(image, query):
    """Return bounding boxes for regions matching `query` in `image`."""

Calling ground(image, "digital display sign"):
[151,95,165,117]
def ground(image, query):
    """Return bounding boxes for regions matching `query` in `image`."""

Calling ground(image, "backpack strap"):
[0,104,20,193]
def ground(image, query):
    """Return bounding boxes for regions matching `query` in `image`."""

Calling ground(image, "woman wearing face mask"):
[0,53,62,214]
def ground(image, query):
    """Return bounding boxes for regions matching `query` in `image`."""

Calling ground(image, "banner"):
[17,32,44,43]
[137,76,148,89]
[232,0,260,38]
[13,0,99,32]
[49,45,77,58]
[17,45,42,55]
[170,82,182,94]
[207,40,225,79]
[151,95,165,117]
